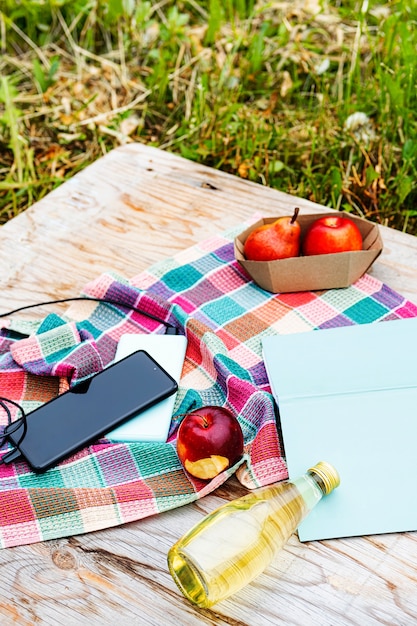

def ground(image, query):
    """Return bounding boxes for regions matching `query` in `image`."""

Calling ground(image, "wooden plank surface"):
[0,143,416,626]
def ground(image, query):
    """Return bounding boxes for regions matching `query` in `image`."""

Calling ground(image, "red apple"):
[302,215,363,256]
[244,208,301,261]
[176,406,244,480]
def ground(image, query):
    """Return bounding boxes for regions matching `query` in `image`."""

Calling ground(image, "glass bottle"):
[168,461,340,608]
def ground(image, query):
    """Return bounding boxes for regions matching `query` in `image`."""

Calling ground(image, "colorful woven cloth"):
[1,220,416,548]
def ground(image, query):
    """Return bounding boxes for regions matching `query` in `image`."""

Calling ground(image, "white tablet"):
[107,333,187,442]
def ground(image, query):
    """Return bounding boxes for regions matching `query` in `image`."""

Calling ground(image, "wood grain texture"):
[0,144,416,626]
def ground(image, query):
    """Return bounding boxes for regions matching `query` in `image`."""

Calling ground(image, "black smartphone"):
[4,350,178,473]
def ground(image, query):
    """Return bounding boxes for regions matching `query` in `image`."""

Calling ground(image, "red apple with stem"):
[302,215,363,256]
[176,406,244,480]
[244,208,301,261]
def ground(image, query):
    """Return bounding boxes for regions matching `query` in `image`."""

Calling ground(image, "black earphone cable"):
[0,295,179,462]
[0,296,178,332]
[0,398,27,464]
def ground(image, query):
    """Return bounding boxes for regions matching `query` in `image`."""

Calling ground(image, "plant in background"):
[0,77,24,183]
[33,56,60,93]
[0,0,416,235]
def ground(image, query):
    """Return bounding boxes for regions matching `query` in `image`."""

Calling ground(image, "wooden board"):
[1,144,416,626]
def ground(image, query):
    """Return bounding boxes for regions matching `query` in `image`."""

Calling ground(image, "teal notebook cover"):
[262,317,417,542]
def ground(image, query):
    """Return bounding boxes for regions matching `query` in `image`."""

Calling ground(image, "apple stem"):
[175,412,209,428]
[193,413,209,428]
[291,207,300,224]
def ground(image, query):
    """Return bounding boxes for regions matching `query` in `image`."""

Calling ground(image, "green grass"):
[1,0,417,235]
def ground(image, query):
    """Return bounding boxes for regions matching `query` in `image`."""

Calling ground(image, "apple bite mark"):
[176,406,244,481]
[184,456,229,480]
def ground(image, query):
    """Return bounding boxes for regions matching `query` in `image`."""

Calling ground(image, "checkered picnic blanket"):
[1,220,416,548]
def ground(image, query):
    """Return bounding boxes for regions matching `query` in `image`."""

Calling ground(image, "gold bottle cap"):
[308,461,340,495]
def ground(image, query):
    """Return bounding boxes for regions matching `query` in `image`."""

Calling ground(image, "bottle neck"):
[291,472,325,515]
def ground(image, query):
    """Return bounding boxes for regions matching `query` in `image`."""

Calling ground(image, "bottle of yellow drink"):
[168,461,340,608]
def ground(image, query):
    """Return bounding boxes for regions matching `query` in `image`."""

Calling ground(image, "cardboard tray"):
[234,212,383,293]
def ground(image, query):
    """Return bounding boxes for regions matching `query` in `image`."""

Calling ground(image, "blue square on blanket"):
[202,296,246,325]
[163,265,203,291]
[343,297,389,324]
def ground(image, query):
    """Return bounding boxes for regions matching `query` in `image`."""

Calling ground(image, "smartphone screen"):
[5,350,178,472]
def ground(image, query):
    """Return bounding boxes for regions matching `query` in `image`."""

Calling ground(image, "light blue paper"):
[262,317,417,541]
